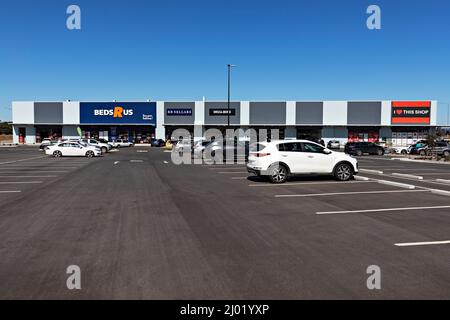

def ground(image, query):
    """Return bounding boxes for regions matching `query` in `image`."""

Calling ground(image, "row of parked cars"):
[40,138,134,157]
[392,140,450,157]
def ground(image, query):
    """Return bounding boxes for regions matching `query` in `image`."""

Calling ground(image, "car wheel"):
[268,164,288,184]
[334,163,353,181]
[401,150,407,154]
[444,151,450,157]
[86,151,94,158]
[356,150,363,156]
[101,147,107,154]
[377,149,384,156]
[419,150,426,156]
[53,150,62,157]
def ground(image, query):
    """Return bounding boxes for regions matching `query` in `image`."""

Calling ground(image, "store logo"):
[93,106,134,117]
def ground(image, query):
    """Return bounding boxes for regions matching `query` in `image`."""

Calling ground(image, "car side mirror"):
[323,149,332,155]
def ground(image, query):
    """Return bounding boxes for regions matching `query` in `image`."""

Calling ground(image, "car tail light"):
[251,152,271,157]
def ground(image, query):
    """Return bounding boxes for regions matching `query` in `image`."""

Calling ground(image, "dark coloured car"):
[150,138,165,147]
[344,142,385,156]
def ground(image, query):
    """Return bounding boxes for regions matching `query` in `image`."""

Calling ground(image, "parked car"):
[79,138,112,153]
[247,140,358,183]
[392,145,411,154]
[196,139,249,162]
[173,140,192,155]
[111,139,134,148]
[45,142,101,158]
[344,142,385,156]
[97,138,114,148]
[150,138,165,147]
[409,141,429,156]
[431,141,450,157]
[327,140,341,149]
[39,138,57,150]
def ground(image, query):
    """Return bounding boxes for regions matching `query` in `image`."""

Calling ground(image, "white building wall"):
[12,101,34,124]
[12,126,19,144]
[430,100,438,126]
[322,101,347,126]
[286,101,296,126]
[381,101,391,126]
[194,101,205,142]
[240,101,250,126]
[63,101,80,124]
[155,101,165,139]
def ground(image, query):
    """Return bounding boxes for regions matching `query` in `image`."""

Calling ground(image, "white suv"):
[247,140,359,183]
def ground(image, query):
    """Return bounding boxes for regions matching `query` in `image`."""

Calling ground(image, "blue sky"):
[0,0,449,124]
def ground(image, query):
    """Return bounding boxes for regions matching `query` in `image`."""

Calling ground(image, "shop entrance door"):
[18,128,26,144]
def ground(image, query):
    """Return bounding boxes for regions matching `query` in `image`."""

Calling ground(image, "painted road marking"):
[218,171,248,174]
[359,171,450,188]
[0,170,69,173]
[0,190,21,194]
[163,161,169,164]
[316,205,450,215]
[231,177,248,180]
[360,168,383,174]
[130,160,144,163]
[377,180,415,189]
[275,189,427,198]
[436,179,450,184]
[354,176,370,181]
[0,175,57,178]
[0,156,47,165]
[137,150,148,153]
[395,240,450,247]
[392,173,424,180]
[114,161,120,165]
[429,189,450,197]
[248,181,375,187]
[0,181,42,184]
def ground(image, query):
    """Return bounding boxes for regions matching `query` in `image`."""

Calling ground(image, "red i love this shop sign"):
[391,101,431,124]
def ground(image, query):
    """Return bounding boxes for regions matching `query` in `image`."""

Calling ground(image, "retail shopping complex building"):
[12,100,438,146]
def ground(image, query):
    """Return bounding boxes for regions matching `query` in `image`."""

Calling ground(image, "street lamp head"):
[228,64,237,68]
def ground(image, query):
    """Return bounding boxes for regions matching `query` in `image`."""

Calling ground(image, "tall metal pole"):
[227,64,231,127]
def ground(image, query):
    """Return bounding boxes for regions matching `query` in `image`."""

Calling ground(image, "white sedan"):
[45,142,101,157]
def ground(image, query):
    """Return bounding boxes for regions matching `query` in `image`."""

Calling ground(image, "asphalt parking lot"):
[0,146,450,299]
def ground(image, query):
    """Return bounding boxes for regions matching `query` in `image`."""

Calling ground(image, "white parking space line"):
[0,167,80,169]
[0,170,69,173]
[429,189,450,197]
[275,189,428,198]
[316,205,450,215]
[0,156,47,165]
[418,173,450,176]
[392,173,424,180]
[360,168,383,174]
[354,176,370,181]
[395,240,450,247]
[0,175,57,178]
[248,181,375,187]
[377,180,416,189]
[209,167,247,170]
[218,171,248,174]
[231,177,248,180]
[0,190,21,194]
[130,160,144,163]
[0,181,42,184]
[436,179,450,184]
[360,171,450,188]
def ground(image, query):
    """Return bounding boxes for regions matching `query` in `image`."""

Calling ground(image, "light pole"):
[227,64,236,127]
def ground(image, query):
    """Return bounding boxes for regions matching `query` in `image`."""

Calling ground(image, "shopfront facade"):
[12,100,438,146]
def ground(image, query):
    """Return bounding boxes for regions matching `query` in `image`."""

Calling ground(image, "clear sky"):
[0,0,449,124]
